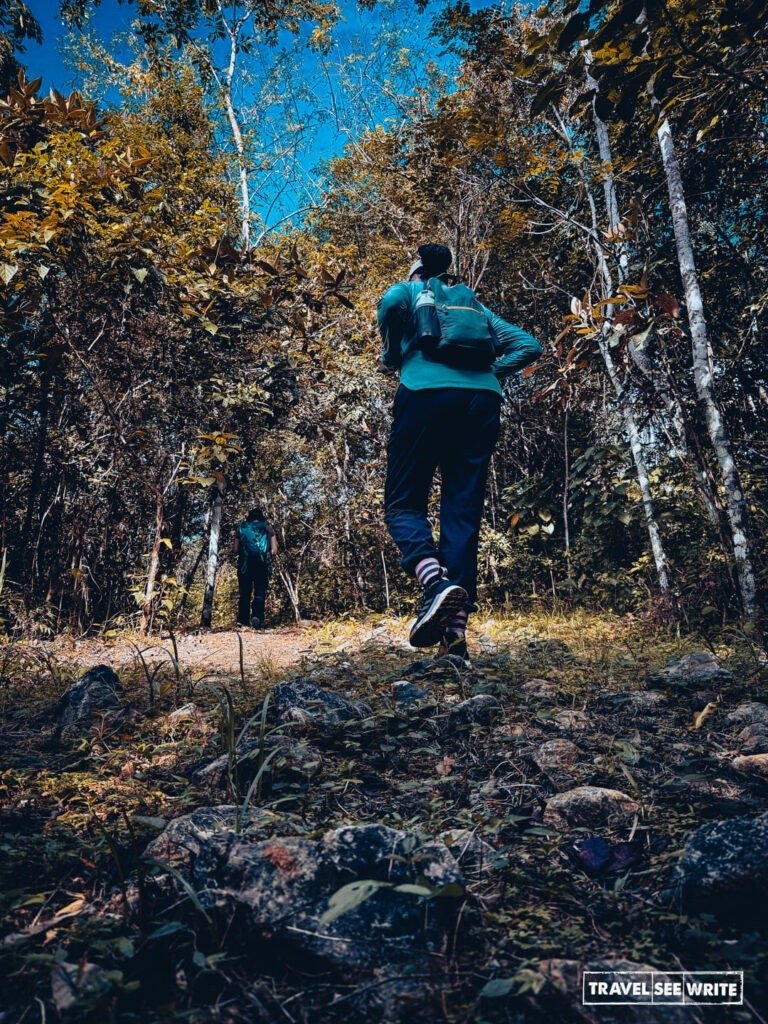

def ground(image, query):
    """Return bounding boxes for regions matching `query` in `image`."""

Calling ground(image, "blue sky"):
[19,0,481,231]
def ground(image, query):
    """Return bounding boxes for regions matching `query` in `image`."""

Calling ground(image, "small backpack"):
[416,277,499,369]
[238,520,270,572]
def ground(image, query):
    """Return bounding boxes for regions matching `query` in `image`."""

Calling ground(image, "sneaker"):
[436,631,471,667]
[250,616,263,629]
[409,575,468,648]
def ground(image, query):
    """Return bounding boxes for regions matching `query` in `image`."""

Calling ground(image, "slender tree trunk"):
[584,58,719,527]
[201,478,225,628]
[142,491,165,633]
[552,103,673,599]
[216,2,250,249]
[653,102,758,620]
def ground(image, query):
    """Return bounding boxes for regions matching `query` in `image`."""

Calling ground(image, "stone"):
[153,820,463,971]
[645,651,732,690]
[543,786,640,829]
[144,805,281,869]
[192,736,322,792]
[534,739,582,770]
[737,724,768,755]
[595,690,667,713]
[391,681,430,705]
[439,828,495,875]
[524,638,574,663]
[664,812,768,925]
[731,754,768,779]
[726,702,768,728]
[268,679,371,733]
[448,694,502,729]
[553,709,589,732]
[56,665,123,741]
[536,959,687,1023]
[521,678,558,697]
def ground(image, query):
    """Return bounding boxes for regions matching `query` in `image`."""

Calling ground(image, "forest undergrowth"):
[1,612,767,1022]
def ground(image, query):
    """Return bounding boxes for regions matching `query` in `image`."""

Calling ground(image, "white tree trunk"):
[201,478,224,627]
[654,106,758,619]
[216,1,250,250]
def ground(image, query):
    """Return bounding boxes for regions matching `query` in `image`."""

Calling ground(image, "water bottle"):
[414,284,440,342]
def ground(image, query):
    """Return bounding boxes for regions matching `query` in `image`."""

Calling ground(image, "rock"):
[553,709,589,732]
[192,736,322,792]
[268,680,371,733]
[645,650,732,690]
[145,805,281,869]
[665,812,768,925]
[726,702,768,728]
[543,786,640,829]
[391,681,430,705]
[731,754,768,779]
[56,665,123,741]
[439,828,495,874]
[521,678,558,697]
[536,959,687,1023]
[157,821,463,971]
[595,690,667,713]
[737,724,768,754]
[564,836,643,876]
[534,739,581,770]
[448,694,502,729]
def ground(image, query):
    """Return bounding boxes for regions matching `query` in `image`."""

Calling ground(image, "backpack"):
[416,277,499,369]
[238,520,270,573]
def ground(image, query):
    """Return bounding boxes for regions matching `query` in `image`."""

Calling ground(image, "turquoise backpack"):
[418,277,499,369]
[238,520,270,573]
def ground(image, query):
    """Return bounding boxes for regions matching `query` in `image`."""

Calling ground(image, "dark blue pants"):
[237,561,269,625]
[384,385,501,610]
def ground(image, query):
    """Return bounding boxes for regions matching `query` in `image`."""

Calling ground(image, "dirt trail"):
[42,623,346,679]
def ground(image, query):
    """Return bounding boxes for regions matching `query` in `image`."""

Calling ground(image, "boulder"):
[726,702,768,728]
[595,690,667,713]
[645,651,732,690]
[152,820,463,971]
[268,680,371,733]
[664,812,768,925]
[543,786,639,829]
[534,739,581,771]
[448,694,502,729]
[731,754,768,779]
[144,805,281,869]
[56,665,123,741]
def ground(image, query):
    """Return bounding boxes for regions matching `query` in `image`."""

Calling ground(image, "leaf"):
[37,264,50,279]
[558,11,590,51]
[393,883,433,896]
[481,977,517,998]
[132,268,149,283]
[319,880,392,925]
[255,260,279,276]
[0,263,19,285]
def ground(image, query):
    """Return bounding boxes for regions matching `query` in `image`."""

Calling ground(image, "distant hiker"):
[378,243,542,662]
[234,508,279,628]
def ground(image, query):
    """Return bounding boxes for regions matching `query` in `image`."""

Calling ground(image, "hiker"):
[234,508,279,628]
[377,243,542,662]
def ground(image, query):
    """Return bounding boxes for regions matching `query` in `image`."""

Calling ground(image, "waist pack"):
[415,278,499,369]
[238,520,270,573]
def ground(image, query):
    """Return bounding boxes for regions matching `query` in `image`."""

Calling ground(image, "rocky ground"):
[1,614,767,1023]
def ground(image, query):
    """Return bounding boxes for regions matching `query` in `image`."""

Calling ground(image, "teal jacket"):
[377,278,543,395]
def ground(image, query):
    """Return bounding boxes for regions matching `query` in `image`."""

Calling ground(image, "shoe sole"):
[409,585,468,648]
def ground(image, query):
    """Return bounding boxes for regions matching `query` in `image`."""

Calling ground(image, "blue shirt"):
[377,279,542,394]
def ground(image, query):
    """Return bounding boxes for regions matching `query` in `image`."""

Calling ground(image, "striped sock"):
[415,557,443,588]
[444,609,468,635]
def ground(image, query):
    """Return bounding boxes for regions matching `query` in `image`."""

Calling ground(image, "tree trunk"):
[216,1,250,249]
[654,103,758,620]
[201,478,225,628]
[141,491,165,634]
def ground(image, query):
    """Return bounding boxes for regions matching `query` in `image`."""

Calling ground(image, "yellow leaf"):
[693,701,718,730]
[0,263,19,285]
